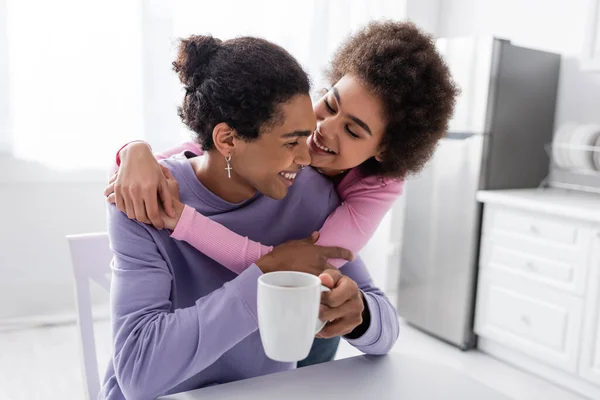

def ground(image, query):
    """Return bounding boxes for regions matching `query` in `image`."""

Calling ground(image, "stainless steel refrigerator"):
[396,37,561,349]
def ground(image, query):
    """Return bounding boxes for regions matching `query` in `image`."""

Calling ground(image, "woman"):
[106,20,458,367]
[102,34,398,400]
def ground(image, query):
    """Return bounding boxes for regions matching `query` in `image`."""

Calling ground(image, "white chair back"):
[67,232,112,400]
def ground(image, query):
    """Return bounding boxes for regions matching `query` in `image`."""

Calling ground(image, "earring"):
[225,153,232,179]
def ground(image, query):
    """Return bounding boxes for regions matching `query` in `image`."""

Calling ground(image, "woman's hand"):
[104,142,175,229]
[158,173,185,231]
[255,232,354,275]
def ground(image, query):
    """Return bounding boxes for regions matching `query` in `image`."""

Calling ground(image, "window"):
[2,0,405,171]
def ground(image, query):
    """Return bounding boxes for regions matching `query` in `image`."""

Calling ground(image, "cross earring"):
[225,153,232,178]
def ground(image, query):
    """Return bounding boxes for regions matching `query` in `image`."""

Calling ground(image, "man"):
[100,156,400,400]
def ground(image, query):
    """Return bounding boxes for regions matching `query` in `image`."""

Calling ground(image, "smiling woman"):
[105,22,457,377]
[308,76,387,176]
[107,20,457,276]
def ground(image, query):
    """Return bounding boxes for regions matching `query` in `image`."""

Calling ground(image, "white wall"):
[7,1,596,322]
[0,158,108,322]
[371,0,600,296]
[437,0,600,128]
[0,0,10,154]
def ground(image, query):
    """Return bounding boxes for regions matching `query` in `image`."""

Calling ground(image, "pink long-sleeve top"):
[155,141,404,271]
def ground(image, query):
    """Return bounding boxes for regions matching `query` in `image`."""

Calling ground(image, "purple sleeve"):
[339,256,400,354]
[107,205,261,400]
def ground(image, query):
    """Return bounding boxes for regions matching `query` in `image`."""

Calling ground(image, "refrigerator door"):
[397,133,486,349]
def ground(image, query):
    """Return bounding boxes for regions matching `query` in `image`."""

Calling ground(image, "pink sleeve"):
[154,141,203,161]
[315,174,404,268]
[112,141,203,173]
[171,205,273,274]
[170,169,403,272]
[115,140,269,274]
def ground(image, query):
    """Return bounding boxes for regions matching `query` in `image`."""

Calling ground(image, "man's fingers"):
[317,316,362,339]
[319,272,335,289]
[319,246,354,261]
[321,276,359,308]
[319,269,343,290]
[319,299,360,322]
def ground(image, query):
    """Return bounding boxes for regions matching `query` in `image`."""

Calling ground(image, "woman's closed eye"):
[345,126,359,138]
[324,98,336,114]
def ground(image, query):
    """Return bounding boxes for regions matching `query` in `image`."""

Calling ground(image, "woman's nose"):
[316,122,331,139]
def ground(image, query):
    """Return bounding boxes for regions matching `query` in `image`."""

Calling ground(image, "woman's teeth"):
[279,172,297,180]
[314,135,336,154]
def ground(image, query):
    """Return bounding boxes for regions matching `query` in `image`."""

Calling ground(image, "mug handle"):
[315,285,331,334]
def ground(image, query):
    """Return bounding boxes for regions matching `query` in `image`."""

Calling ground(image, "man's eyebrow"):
[281,130,312,138]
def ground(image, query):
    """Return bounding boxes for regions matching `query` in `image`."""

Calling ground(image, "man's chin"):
[268,188,288,201]
[263,183,289,201]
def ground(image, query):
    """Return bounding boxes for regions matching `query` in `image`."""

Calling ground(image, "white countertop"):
[476,188,600,223]
[159,353,510,400]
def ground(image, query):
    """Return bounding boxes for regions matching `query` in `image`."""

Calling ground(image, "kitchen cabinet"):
[475,188,600,399]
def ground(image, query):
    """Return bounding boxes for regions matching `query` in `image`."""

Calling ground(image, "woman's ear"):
[375,150,384,162]
[212,122,236,157]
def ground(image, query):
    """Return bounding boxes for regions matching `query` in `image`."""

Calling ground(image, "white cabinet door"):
[475,269,583,372]
[579,229,600,385]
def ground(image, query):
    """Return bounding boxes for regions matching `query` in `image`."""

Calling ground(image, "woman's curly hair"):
[173,35,310,149]
[327,21,459,179]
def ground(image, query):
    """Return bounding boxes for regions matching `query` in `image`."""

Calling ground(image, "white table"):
[159,352,511,399]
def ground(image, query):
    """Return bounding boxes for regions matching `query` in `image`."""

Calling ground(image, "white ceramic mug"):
[257,271,329,362]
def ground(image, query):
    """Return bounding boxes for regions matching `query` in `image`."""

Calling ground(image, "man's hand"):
[316,269,366,339]
[256,232,354,276]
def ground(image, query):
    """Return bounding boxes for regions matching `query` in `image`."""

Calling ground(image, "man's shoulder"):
[284,167,339,218]
[158,155,190,175]
[291,167,337,198]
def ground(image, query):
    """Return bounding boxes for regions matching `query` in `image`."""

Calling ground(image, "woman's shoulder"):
[339,169,404,194]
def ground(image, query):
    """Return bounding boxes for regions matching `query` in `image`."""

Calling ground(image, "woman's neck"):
[316,166,348,180]
[190,151,257,204]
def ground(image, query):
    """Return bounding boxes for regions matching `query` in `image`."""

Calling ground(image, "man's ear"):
[212,122,236,157]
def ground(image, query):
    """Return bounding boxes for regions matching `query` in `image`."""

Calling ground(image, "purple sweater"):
[100,157,400,400]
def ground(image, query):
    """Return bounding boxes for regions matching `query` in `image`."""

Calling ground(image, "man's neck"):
[190,152,257,204]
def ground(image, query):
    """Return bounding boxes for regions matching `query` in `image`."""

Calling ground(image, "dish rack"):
[542,142,600,194]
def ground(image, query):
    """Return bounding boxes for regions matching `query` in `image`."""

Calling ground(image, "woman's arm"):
[314,174,404,267]
[119,140,202,163]
[169,174,403,272]
[106,141,202,229]
[109,142,402,273]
